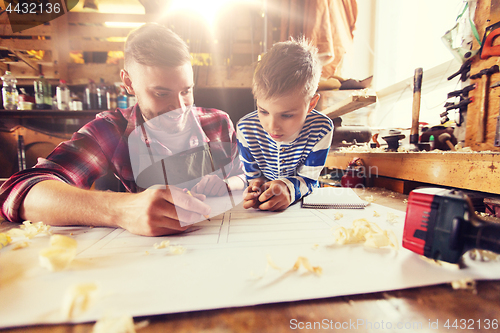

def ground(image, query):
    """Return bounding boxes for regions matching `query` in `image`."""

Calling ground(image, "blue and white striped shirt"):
[236,110,333,203]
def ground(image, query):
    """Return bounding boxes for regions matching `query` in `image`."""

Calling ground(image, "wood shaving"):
[468,249,500,262]
[333,212,343,220]
[7,221,51,239]
[266,254,282,270]
[92,315,138,333]
[153,240,170,249]
[332,219,398,249]
[62,283,99,319]
[451,278,476,292]
[154,241,185,255]
[373,211,380,217]
[252,255,322,278]
[168,245,186,255]
[39,234,77,271]
[292,256,323,276]
[386,212,399,224]
[419,256,461,269]
[0,233,11,249]
[12,241,29,250]
[364,195,375,203]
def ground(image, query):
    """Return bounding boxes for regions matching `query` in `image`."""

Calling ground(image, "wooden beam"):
[67,12,156,24]
[68,25,131,39]
[326,151,500,194]
[51,14,70,80]
[319,94,377,119]
[0,39,52,50]
[69,40,125,52]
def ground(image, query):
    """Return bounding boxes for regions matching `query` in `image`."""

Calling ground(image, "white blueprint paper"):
[1,202,500,328]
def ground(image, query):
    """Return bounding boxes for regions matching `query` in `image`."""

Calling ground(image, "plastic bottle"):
[117,86,128,109]
[56,80,70,110]
[97,78,107,110]
[429,135,435,150]
[84,80,98,110]
[2,71,19,110]
[34,75,52,110]
[108,85,117,109]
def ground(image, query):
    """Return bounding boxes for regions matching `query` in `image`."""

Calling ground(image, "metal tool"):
[447,58,472,82]
[495,115,500,146]
[480,21,500,59]
[447,84,476,98]
[438,132,455,150]
[470,65,499,142]
[410,68,423,150]
[403,188,500,264]
[490,80,500,147]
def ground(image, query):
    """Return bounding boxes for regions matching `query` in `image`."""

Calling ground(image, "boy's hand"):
[243,178,265,209]
[257,180,291,211]
[191,174,228,197]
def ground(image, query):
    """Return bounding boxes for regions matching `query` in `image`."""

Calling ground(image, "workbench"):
[326,151,500,195]
[1,188,499,333]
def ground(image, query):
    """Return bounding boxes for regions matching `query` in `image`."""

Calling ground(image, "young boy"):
[237,38,333,211]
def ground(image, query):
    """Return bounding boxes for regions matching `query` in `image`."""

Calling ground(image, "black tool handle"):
[410,68,423,145]
[476,222,500,254]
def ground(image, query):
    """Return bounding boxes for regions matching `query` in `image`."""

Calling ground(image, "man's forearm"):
[20,180,124,228]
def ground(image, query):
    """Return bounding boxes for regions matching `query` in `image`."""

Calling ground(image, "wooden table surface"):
[2,188,499,333]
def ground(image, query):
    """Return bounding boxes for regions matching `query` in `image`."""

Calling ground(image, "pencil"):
[184,189,210,221]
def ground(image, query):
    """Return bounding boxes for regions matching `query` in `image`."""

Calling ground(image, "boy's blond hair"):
[252,37,321,100]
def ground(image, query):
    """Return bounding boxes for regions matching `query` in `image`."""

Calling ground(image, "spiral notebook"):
[302,187,368,209]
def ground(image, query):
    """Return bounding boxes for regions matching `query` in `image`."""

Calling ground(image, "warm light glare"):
[104,22,145,29]
[166,0,255,26]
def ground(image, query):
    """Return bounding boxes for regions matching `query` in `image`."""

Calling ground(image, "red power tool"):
[403,188,500,264]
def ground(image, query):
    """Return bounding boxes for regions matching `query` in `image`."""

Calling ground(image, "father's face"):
[121,62,195,133]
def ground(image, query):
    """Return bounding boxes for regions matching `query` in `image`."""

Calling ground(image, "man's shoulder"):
[192,107,231,125]
[78,107,135,137]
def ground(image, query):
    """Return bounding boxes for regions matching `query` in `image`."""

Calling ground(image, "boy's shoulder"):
[237,110,259,127]
[304,110,333,130]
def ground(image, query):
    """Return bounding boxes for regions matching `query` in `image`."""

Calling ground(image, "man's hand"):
[243,178,265,209]
[117,186,212,236]
[256,180,291,211]
[191,174,228,197]
[21,181,212,237]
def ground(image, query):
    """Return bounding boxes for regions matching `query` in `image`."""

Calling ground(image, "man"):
[0,23,245,236]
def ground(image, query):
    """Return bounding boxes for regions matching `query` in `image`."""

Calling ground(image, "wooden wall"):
[467,0,500,151]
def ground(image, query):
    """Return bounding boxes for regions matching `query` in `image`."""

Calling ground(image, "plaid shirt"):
[0,105,243,222]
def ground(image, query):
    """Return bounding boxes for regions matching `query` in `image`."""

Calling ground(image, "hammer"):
[438,132,456,150]
[470,65,499,142]
[410,68,423,151]
[403,188,500,264]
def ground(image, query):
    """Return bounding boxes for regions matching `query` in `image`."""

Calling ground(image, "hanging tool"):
[470,65,499,142]
[438,132,456,150]
[447,58,473,81]
[403,188,500,264]
[410,68,423,151]
[480,21,500,59]
[490,80,500,147]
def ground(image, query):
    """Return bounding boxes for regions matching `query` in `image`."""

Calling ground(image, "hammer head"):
[471,64,500,79]
[403,188,473,263]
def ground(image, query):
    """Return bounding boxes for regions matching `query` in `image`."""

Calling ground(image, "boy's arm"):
[281,126,334,203]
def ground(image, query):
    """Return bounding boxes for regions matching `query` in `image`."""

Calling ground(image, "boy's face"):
[121,62,194,133]
[256,90,320,142]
